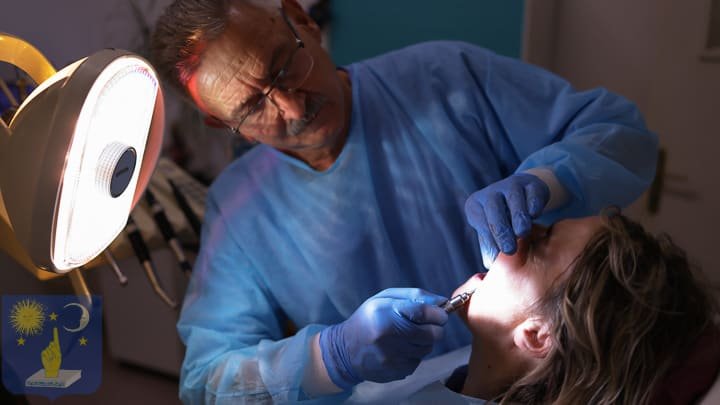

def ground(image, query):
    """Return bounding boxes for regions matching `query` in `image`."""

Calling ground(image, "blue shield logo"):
[2,295,102,399]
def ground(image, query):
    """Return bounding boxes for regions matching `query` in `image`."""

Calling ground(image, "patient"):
[352,211,720,404]
[449,211,720,404]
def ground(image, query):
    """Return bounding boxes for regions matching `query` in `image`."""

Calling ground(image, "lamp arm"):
[68,269,92,308]
[0,120,9,224]
[0,35,67,279]
[0,118,8,150]
[0,33,56,84]
[0,198,61,281]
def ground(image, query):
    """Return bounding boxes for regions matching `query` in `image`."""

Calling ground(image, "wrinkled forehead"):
[187,2,286,113]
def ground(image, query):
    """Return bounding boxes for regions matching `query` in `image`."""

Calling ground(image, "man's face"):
[187,3,348,152]
[454,216,604,340]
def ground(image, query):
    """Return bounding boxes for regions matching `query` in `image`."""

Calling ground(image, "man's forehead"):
[211,24,271,74]
[189,11,285,114]
[202,1,284,73]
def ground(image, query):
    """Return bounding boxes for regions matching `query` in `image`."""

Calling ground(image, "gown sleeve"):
[461,43,658,222]
[176,194,343,404]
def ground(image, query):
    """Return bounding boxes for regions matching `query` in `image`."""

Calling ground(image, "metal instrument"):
[145,188,192,276]
[103,249,128,285]
[440,289,475,313]
[167,178,202,238]
[125,216,177,308]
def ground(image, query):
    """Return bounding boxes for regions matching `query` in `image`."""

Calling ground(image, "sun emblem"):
[9,299,46,336]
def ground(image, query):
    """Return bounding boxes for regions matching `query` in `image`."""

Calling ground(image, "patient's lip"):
[465,272,486,291]
[456,273,485,321]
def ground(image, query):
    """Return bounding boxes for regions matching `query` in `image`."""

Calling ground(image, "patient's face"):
[455,216,604,339]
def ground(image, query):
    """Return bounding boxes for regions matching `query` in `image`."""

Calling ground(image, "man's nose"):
[269,90,306,121]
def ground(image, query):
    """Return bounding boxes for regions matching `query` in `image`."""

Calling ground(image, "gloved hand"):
[465,173,550,269]
[319,288,448,390]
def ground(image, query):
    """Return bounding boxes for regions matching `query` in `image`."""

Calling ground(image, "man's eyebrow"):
[229,92,257,120]
[228,42,289,120]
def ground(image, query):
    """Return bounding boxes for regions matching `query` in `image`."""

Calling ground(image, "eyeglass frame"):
[229,7,310,134]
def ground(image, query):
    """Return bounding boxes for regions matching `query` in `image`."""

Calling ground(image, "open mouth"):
[468,272,486,284]
[456,272,486,298]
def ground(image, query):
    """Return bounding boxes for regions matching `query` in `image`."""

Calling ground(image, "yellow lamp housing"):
[0,33,164,274]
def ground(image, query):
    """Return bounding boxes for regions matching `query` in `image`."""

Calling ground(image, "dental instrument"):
[440,289,475,313]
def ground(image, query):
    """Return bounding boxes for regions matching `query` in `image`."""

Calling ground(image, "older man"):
[152,0,657,402]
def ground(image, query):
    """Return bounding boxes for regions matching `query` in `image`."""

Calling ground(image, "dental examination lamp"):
[0,33,164,283]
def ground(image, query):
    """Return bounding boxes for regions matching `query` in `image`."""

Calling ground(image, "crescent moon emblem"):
[62,303,90,333]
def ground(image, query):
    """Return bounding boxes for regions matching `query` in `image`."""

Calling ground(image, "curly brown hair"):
[501,213,718,405]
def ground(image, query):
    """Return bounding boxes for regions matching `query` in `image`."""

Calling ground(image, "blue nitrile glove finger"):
[372,287,448,306]
[464,201,498,270]
[465,173,550,269]
[484,192,516,255]
[505,182,532,238]
[319,288,448,390]
[524,179,549,218]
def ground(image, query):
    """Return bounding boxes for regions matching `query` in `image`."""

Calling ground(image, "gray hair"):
[151,0,281,98]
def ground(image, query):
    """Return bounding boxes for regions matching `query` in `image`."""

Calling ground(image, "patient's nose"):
[498,237,529,268]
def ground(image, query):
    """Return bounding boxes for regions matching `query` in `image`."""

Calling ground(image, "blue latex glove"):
[465,173,550,269]
[319,288,448,390]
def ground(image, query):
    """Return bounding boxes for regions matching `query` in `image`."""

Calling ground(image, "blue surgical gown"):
[177,41,658,403]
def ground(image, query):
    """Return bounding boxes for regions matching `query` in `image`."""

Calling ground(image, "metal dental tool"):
[144,188,192,276]
[103,249,128,286]
[167,178,202,238]
[126,216,177,308]
[440,289,475,313]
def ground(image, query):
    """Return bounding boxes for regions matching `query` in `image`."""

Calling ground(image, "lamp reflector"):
[53,57,158,270]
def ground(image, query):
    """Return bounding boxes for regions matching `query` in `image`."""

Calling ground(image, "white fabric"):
[523,167,569,212]
[344,345,487,404]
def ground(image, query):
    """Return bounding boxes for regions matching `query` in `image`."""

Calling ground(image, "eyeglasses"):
[230,8,315,134]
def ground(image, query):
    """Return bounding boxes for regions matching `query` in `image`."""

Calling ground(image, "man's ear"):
[281,0,322,41]
[513,317,553,358]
